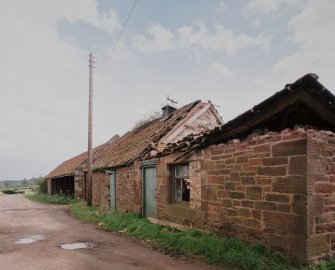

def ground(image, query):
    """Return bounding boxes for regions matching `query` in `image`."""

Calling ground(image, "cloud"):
[216,2,228,14]
[0,0,121,179]
[208,62,234,79]
[245,0,302,16]
[133,21,271,58]
[132,23,175,53]
[47,0,121,34]
[272,0,335,84]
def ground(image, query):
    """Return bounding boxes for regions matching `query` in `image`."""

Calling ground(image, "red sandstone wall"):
[156,128,310,263]
[307,130,335,263]
[92,171,110,209]
[156,154,205,226]
[78,163,142,213]
[115,163,141,213]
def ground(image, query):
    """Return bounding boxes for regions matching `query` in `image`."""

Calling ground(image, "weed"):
[26,194,75,204]
[69,202,298,270]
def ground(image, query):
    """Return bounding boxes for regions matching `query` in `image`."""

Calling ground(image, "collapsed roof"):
[157,73,335,157]
[90,100,217,170]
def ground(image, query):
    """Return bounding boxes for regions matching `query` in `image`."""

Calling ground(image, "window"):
[172,165,190,202]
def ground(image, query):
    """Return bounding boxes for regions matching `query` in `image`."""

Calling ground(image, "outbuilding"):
[150,74,335,265]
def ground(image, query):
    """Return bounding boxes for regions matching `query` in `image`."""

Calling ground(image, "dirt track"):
[0,194,221,270]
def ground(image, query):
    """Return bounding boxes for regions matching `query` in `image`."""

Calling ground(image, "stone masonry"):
[91,172,110,209]
[306,130,335,263]
[156,128,335,264]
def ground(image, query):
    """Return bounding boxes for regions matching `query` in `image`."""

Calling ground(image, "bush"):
[2,189,17,194]
[34,177,47,193]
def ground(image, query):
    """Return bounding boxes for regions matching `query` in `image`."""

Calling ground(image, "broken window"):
[172,165,190,202]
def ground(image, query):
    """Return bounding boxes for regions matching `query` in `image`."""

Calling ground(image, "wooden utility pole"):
[87,52,94,206]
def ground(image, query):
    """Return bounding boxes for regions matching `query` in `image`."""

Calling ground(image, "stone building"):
[75,100,223,212]
[149,74,335,265]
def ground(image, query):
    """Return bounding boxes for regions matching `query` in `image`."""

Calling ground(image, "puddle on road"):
[14,235,46,244]
[60,242,96,250]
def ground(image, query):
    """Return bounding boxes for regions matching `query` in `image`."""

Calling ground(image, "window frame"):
[170,164,190,204]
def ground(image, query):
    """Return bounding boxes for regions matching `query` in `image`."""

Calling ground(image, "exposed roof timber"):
[165,73,335,160]
[206,73,335,146]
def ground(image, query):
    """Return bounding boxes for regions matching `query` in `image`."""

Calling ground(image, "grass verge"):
[25,193,75,204]
[70,201,297,270]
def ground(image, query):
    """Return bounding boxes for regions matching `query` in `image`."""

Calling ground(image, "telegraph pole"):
[87,52,94,206]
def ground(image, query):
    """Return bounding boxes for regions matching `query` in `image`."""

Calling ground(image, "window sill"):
[165,203,205,228]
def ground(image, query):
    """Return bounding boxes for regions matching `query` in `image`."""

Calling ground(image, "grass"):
[25,193,75,204]
[70,202,298,270]
[25,195,335,270]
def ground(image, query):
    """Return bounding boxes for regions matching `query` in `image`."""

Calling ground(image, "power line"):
[103,0,139,73]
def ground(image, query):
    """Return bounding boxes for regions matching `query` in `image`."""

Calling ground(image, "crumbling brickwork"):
[156,152,204,226]
[156,128,334,264]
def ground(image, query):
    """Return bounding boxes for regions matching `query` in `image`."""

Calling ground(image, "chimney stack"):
[161,104,176,118]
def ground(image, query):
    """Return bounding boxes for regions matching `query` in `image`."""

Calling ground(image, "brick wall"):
[306,130,335,264]
[115,163,141,213]
[79,163,142,213]
[92,171,110,209]
[156,128,312,264]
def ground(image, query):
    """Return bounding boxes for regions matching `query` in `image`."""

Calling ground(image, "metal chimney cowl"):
[161,105,176,118]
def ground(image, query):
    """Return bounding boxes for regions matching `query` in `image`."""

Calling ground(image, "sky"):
[0,0,335,180]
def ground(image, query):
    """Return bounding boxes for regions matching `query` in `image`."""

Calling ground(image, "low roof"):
[46,152,87,179]
[90,100,202,170]
[158,73,335,157]
[46,135,119,179]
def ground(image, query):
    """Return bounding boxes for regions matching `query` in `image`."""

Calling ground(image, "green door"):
[143,167,156,218]
[109,171,116,211]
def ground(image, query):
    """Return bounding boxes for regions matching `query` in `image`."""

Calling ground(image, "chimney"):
[161,104,176,118]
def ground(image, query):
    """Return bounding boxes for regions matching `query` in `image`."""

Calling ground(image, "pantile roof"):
[91,100,202,170]
[46,135,119,179]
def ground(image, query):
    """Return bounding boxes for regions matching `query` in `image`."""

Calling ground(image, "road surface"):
[0,194,221,270]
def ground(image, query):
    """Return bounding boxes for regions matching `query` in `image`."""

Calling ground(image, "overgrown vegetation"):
[25,196,335,270]
[70,202,297,270]
[2,189,20,194]
[34,177,47,193]
[26,194,75,204]
[308,259,335,270]
[132,111,161,131]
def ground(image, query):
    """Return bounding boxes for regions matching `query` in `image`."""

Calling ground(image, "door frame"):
[141,160,157,217]
[106,170,116,211]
